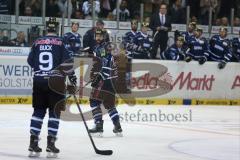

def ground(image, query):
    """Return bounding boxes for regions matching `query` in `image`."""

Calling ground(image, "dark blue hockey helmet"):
[46,17,59,33]
[141,21,149,27]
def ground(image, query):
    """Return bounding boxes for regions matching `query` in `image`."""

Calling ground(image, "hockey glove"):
[67,75,77,94]
[69,75,77,86]
[188,43,194,50]
[218,61,226,69]
[185,56,192,62]
[137,46,144,52]
[198,57,207,65]
[91,74,103,88]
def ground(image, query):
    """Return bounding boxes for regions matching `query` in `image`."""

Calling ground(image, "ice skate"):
[46,136,60,158]
[28,135,42,157]
[113,122,123,137]
[89,120,104,137]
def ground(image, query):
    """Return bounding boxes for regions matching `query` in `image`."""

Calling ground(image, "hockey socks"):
[48,109,60,137]
[30,109,46,136]
[108,107,120,125]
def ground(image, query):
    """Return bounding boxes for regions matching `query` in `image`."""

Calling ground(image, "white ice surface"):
[0,104,239,160]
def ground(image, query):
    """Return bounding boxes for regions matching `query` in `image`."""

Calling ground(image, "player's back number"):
[39,52,53,71]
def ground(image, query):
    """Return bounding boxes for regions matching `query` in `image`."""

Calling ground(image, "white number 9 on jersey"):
[39,52,53,71]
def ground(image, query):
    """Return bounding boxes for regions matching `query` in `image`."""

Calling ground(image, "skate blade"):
[91,132,103,138]
[46,152,58,158]
[28,151,40,157]
[115,132,123,137]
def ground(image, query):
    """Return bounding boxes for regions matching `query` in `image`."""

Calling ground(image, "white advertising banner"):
[0,47,30,56]
[0,56,33,95]
[0,51,239,100]
[131,60,240,99]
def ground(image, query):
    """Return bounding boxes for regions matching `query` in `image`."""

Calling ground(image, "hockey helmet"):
[96,19,105,25]
[95,28,104,35]
[142,21,149,27]
[46,17,59,33]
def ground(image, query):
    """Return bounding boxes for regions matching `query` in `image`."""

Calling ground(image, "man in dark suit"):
[150,3,172,59]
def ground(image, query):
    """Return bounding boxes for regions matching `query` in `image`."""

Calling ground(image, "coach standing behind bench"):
[150,3,172,59]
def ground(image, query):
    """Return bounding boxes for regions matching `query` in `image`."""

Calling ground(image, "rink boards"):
[0,96,240,106]
[0,47,240,105]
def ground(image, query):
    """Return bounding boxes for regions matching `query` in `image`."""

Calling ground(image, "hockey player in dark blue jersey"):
[63,22,81,56]
[121,19,138,91]
[83,20,110,54]
[209,27,232,69]
[185,27,210,65]
[181,22,197,49]
[122,19,138,59]
[27,17,75,158]
[160,36,185,60]
[231,31,240,62]
[131,22,153,59]
[88,29,122,137]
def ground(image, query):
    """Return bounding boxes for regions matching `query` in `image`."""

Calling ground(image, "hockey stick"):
[72,93,113,155]
[66,80,92,99]
[153,31,159,42]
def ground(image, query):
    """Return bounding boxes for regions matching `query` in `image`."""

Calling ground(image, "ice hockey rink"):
[0,104,239,160]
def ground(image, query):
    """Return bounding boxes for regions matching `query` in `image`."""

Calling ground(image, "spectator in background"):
[99,0,116,18]
[112,0,130,21]
[46,0,61,17]
[169,0,186,24]
[127,0,141,19]
[72,0,84,13]
[221,16,229,26]
[234,17,240,26]
[9,31,28,47]
[24,6,33,16]
[82,0,100,19]
[19,0,31,16]
[106,12,115,20]
[57,0,66,13]
[214,17,221,25]
[0,29,10,46]
[150,2,172,59]
[72,9,84,19]
[132,11,140,21]
[30,0,42,16]
[20,0,41,16]
[57,0,75,18]
[218,0,235,18]
[190,16,198,23]
[151,0,169,13]
[186,0,200,19]
[200,0,218,25]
